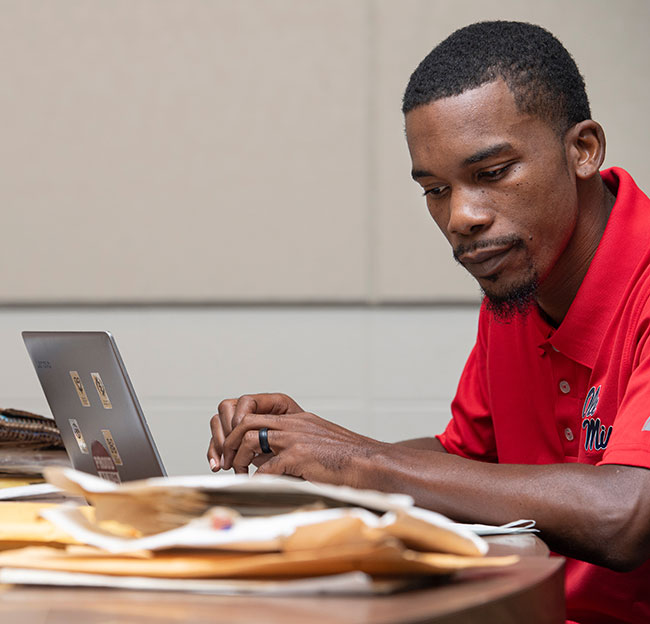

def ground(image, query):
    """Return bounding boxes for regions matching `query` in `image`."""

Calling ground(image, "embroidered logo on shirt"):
[582,385,612,451]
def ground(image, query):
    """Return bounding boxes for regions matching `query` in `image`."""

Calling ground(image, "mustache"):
[453,235,525,263]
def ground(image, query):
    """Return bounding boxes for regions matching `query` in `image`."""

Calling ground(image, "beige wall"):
[1,0,649,304]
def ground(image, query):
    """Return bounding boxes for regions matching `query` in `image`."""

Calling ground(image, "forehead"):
[405,80,547,167]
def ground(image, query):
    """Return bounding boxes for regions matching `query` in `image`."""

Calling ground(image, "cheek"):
[509,169,575,236]
[522,191,578,267]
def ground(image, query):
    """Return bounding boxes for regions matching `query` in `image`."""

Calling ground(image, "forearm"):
[353,443,650,571]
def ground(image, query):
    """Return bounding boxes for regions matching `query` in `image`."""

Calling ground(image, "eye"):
[423,184,449,198]
[477,164,511,181]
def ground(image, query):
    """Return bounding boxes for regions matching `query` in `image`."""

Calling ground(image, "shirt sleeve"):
[437,307,498,463]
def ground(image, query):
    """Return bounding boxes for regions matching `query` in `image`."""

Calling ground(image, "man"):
[207,21,650,624]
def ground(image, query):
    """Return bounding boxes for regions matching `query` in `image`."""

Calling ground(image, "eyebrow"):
[411,168,433,181]
[411,142,514,181]
[463,142,513,166]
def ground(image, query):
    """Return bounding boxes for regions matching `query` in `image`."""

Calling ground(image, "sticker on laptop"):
[91,372,113,409]
[68,419,89,454]
[91,440,121,483]
[101,429,123,466]
[69,371,90,407]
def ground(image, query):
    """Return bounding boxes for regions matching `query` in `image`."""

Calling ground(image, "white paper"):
[40,505,374,552]
[44,467,414,512]
[0,567,410,595]
[0,483,61,501]
[457,519,538,535]
[39,468,530,551]
[40,504,489,555]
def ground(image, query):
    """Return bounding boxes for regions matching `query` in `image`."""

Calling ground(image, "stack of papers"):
[0,468,527,594]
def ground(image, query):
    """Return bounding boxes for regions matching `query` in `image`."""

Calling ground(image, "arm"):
[209,393,650,572]
[364,446,650,572]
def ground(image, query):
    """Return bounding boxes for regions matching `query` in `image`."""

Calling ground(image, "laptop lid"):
[22,331,166,482]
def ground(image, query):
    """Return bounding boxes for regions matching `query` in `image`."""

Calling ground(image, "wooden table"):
[0,536,564,624]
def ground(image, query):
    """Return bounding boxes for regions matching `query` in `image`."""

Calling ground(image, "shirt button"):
[564,427,574,441]
[559,380,571,394]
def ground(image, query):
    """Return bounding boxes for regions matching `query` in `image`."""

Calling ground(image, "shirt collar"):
[541,168,650,367]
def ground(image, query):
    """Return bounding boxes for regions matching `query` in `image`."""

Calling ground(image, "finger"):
[225,419,282,471]
[231,428,286,473]
[208,413,227,470]
[216,398,238,437]
[233,394,303,424]
[231,395,260,432]
[230,429,266,474]
[207,439,230,472]
[223,414,280,470]
[207,438,218,471]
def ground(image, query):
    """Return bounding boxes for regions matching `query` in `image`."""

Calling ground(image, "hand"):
[207,393,304,471]
[210,392,387,488]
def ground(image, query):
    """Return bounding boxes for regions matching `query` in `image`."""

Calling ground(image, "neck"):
[536,177,616,325]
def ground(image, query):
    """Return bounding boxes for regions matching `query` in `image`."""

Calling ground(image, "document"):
[0,483,61,501]
[0,567,424,595]
[40,467,488,555]
[0,467,532,591]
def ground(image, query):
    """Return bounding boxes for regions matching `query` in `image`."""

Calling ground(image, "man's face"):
[405,79,579,317]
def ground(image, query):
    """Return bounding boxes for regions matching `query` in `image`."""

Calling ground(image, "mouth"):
[457,243,517,279]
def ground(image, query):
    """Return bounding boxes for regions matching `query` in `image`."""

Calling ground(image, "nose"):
[446,189,493,236]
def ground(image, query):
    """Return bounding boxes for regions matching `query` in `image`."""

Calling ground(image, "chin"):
[481,275,539,322]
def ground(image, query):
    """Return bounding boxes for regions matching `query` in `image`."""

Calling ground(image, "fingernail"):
[209,458,218,471]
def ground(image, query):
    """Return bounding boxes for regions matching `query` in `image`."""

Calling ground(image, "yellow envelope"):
[0,502,87,550]
[0,543,518,579]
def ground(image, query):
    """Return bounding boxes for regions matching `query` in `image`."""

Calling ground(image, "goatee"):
[482,276,539,322]
[453,235,539,321]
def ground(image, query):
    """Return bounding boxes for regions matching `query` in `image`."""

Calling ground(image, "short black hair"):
[402,21,591,135]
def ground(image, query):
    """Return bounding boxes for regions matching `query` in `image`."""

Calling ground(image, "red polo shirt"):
[438,168,650,624]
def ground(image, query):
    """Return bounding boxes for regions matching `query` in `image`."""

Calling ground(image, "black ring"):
[259,427,272,454]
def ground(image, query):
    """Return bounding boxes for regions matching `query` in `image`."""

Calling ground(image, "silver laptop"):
[22,331,166,482]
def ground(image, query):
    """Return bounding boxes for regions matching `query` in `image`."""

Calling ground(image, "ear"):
[565,120,606,180]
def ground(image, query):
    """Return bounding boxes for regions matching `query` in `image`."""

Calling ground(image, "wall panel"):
[0,1,369,302]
